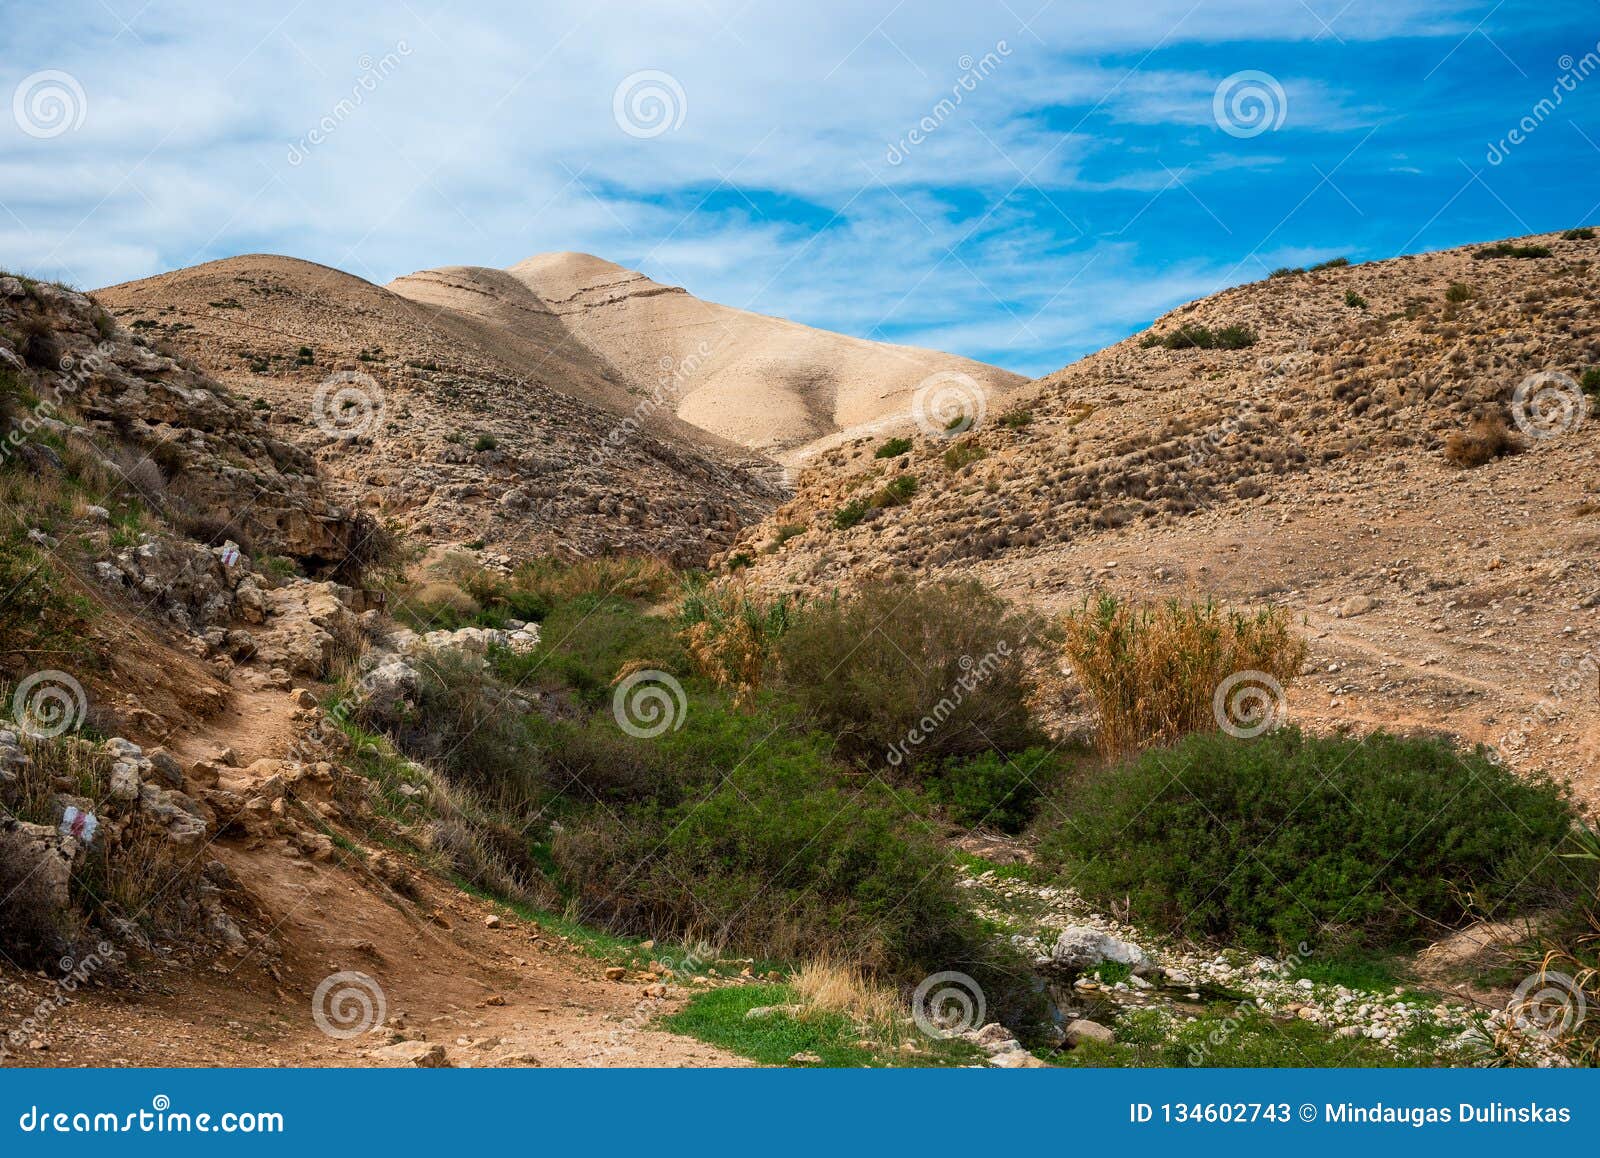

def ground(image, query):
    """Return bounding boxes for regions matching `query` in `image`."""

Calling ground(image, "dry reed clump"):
[1059,593,1309,758]
[1443,414,1522,468]
[675,578,806,706]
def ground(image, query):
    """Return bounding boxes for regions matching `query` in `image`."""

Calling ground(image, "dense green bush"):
[930,746,1072,832]
[1040,727,1577,953]
[552,746,977,974]
[778,579,1042,768]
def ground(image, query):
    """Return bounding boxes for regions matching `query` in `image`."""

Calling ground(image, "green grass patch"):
[660,983,983,1067]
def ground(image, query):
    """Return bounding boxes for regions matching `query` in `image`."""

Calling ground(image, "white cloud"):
[0,0,1476,370]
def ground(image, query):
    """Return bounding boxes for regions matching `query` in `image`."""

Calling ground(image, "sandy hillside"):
[97,255,782,565]
[722,229,1600,806]
[389,251,1029,462]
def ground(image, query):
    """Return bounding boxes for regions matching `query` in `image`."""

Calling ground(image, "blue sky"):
[1,1,1596,376]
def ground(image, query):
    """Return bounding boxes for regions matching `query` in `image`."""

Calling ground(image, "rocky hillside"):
[720,230,1600,803]
[97,256,784,566]
[390,252,1028,461]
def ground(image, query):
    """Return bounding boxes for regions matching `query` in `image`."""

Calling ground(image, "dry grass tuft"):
[791,958,901,1025]
[1444,414,1522,468]
[1060,593,1309,759]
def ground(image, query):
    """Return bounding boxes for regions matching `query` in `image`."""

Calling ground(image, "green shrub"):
[778,579,1042,768]
[473,433,498,452]
[1040,728,1578,953]
[999,409,1033,428]
[1445,282,1474,303]
[833,498,869,530]
[1310,256,1350,271]
[1581,368,1600,397]
[1153,324,1257,350]
[930,746,1072,832]
[874,473,917,507]
[874,437,912,459]
[553,749,977,974]
[1474,242,1551,260]
[1344,289,1367,309]
[389,649,547,811]
[942,441,987,471]
[1562,226,1595,240]
[1269,266,1303,279]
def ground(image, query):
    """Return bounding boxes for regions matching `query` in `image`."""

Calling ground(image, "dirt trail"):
[8,670,746,1069]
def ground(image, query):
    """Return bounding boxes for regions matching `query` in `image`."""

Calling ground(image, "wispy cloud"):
[0,0,1590,376]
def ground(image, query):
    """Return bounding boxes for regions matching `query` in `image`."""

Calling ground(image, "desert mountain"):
[723,229,1600,804]
[97,255,783,565]
[387,251,1028,462]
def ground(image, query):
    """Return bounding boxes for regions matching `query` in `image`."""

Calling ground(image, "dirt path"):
[5,669,746,1069]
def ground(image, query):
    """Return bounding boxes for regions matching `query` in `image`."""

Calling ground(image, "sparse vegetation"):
[1560,227,1594,240]
[1445,282,1474,303]
[1344,289,1368,309]
[942,440,987,470]
[1309,256,1350,271]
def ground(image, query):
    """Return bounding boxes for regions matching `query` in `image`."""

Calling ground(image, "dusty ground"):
[2,676,745,1069]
